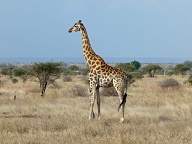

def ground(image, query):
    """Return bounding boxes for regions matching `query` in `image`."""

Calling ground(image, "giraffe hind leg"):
[96,87,101,120]
[118,93,127,123]
[115,86,127,123]
[118,93,127,111]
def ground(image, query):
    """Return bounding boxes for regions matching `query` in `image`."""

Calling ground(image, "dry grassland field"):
[0,74,192,144]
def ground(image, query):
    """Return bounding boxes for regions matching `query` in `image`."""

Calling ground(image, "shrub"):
[158,79,180,88]
[126,71,143,86]
[116,63,135,74]
[101,87,118,96]
[80,68,89,76]
[63,76,72,82]
[11,78,19,84]
[68,65,79,71]
[166,70,175,76]
[13,68,26,77]
[186,74,192,85]
[0,68,13,76]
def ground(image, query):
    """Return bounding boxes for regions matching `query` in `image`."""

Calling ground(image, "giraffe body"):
[68,20,128,122]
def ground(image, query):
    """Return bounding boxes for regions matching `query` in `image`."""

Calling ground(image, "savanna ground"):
[0,74,192,144]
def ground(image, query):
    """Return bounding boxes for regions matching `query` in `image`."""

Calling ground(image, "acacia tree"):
[173,64,190,76]
[142,64,162,77]
[29,62,63,96]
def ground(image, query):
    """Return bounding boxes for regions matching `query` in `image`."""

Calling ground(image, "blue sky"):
[0,0,192,60]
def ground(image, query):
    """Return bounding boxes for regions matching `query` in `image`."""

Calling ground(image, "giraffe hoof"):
[89,112,95,120]
[92,112,95,119]
[119,118,125,123]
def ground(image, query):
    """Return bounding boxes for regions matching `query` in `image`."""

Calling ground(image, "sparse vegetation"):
[1,62,192,143]
[0,67,28,83]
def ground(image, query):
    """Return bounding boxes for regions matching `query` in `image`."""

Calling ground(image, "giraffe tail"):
[118,93,127,111]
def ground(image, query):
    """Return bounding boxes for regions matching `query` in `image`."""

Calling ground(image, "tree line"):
[1,60,192,96]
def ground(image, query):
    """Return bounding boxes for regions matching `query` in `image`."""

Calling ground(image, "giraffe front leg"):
[89,89,96,120]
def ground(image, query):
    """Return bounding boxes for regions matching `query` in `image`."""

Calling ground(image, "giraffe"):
[68,20,128,123]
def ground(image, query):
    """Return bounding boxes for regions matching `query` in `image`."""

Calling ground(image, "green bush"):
[0,68,13,76]
[131,71,143,80]
[173,64,190,76]
[116,63,135,74]
[130,60,141,70]
[13,68,26,77]
[11,78,19,84]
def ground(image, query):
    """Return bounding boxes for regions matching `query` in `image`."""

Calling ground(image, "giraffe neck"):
[80,28,96,66]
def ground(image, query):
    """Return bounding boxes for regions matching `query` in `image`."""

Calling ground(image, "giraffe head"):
[68,20,85,33]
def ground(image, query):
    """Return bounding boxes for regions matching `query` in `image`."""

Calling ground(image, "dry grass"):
[0,75,192,144]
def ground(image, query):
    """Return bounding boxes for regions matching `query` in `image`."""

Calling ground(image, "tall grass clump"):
[158,78,180,89]
[68,84,87,97]
[63,76,72,82]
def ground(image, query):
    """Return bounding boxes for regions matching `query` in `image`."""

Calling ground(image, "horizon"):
[0,56,192,64]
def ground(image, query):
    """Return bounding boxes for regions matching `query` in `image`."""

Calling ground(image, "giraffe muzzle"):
[68,30,72,33]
